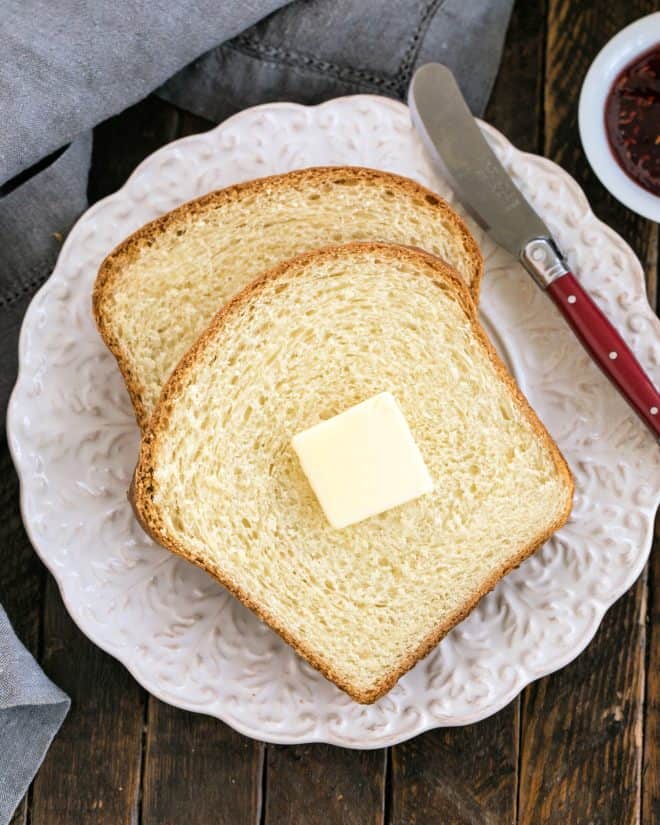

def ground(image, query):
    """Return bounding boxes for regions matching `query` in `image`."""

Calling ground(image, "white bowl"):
[579,12,660,222]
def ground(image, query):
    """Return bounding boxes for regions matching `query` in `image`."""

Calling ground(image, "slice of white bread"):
[94,167,483,429]
[133,242,573,703]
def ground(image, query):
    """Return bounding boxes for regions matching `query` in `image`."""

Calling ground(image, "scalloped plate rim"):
[7,94,659,748]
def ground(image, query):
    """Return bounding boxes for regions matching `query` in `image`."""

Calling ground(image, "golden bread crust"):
[93,166,484,431]
[132,242,573,704]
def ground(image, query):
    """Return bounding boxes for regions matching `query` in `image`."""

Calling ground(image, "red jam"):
[604,45,660,197]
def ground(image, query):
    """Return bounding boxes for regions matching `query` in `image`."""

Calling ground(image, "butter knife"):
[409,63,660,439]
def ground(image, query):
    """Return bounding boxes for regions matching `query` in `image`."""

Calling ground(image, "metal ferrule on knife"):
[520,237,570,289]
[409,62,660,439]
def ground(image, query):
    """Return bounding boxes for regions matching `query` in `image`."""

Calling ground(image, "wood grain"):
[518,575,646,825]
[88,96,180,204]
[124,100,267,825]
[144,103,390,825]
[8,797,27,825]
[389,706,520,825]
[178,111,216,137]
[515,5,658,823]
[30,578,145,825]
[485,0,546,152]
[545,0,659,266]
[141,699,264,825]
[264,745,386,825]
[8,3,659,823]
[24,98,188,825]
[389,5,546,822]
[643,515,659,825]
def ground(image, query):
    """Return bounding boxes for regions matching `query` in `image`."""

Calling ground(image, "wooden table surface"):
[2,1,658,823]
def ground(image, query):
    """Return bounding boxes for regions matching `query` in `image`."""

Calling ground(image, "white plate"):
[579,12,660,221]
[8,96,660,748]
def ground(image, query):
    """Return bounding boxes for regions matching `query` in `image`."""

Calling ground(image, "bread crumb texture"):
[134,243,573,703]
[94,167,482,427]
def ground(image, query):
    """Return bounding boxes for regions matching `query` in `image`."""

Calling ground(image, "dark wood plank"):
[518,575,646,825]
[642,229,658,310]
[30,578,145,825]
[389,5,547,822]
[264,745,386,825]
[8,801,27,825]
[643,514,659,825]
[516,4,658,823]
[178,110,215,138]
[485,0,547,152]
[151,99,391,825]
[26,99,185,824]
[389,706,520,825]
[141,699,264,825]
[88,95,180,204]
[128,98,390,825]
[127,102,265,825]
[544,0,659,265]
[645,226,659,817]
[15,9,656,824]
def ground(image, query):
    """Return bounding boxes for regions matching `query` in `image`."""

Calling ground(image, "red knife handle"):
[546,272,660,438]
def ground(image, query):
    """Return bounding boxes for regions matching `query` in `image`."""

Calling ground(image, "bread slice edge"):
[93,166,484,431]
[132,241,574,704]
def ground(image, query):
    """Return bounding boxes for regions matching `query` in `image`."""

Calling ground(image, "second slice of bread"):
[93,167,483,428]
[133,242,573,704]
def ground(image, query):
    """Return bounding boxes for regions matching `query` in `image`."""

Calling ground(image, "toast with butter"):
[132,243,573,704]
[93,167,482,429]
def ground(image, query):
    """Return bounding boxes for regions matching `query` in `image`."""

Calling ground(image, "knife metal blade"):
[408,63,559,276]
[408,62,660,440]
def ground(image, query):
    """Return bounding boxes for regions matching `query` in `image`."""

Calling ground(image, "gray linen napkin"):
[160,0,511,127]
[0,607,70,823]
[0,0,513,819]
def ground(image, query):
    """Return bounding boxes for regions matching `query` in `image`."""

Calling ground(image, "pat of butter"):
[291,392,433,529]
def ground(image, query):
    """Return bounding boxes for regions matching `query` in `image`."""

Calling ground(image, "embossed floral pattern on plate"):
[7,96,660,748]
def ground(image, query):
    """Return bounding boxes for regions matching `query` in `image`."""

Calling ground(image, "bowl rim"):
[578,12,660,222]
